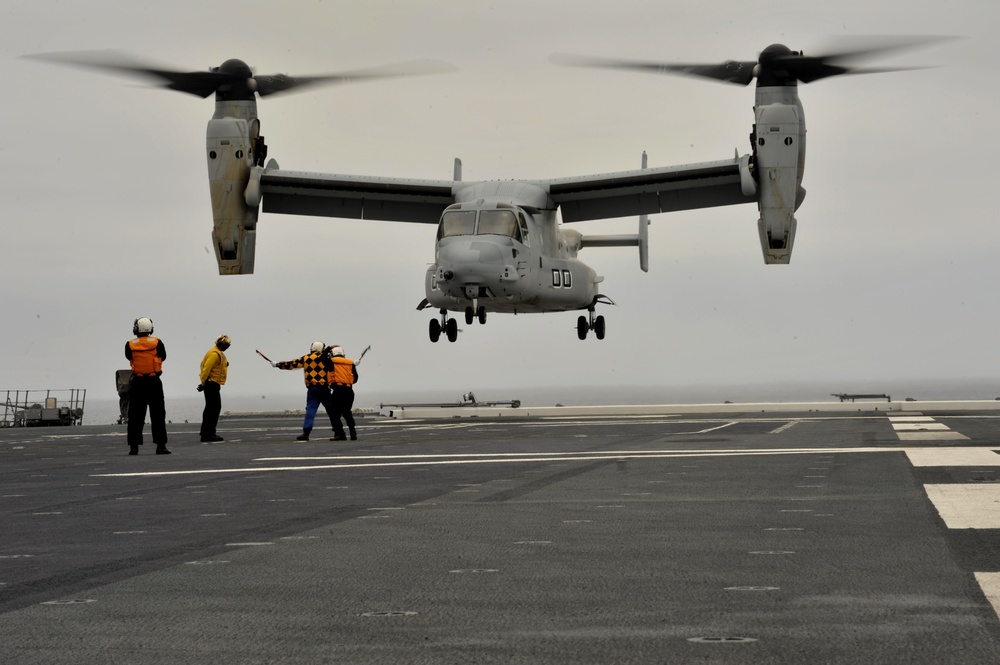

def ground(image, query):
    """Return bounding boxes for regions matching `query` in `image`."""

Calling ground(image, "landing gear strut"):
[429,309,459,343]
[576,308,606,341]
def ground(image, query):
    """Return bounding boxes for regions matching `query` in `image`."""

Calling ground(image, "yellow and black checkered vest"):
[277,352,329,387]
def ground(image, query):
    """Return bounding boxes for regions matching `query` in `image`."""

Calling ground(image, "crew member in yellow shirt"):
[198,334,231,443]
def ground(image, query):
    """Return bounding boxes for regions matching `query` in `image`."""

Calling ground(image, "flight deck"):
[3,407,1000,664]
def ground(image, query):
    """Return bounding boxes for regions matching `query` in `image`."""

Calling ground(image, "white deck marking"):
[770,421,801,434]
[94,446,898,478]
[975,574,1000,621]
[895,431,970,441]
[906,448,1000,467]
[889,415,969,441]
[923,484,1000,529]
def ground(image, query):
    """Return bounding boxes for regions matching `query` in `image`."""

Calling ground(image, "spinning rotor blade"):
[552,36,953,86]
[550,53,757,85]
[25,50,455,99]
[254,59,457,97]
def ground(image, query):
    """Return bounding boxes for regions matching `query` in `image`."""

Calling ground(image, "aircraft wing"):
[260,170,456,224]
[545,156,756,223]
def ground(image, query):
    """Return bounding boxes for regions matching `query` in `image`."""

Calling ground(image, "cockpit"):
[436,204,529,244]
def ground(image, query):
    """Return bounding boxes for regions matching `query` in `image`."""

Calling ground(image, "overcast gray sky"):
[2,0,997,408]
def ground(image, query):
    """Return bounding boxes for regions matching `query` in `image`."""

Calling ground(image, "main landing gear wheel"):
[594,315,606,340]
[576,309,606,340]
[429,309,459,343]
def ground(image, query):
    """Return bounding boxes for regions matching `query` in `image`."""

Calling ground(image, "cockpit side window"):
[478,210,521,241]
[437,210,478,240]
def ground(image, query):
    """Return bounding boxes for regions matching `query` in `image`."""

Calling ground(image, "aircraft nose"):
[435,238,517,291]
[439,239,505,266]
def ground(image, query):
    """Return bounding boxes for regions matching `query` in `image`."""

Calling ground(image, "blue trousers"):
[303,385,335,430]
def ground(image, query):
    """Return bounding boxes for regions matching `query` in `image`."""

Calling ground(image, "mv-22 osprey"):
[33,41,936,342]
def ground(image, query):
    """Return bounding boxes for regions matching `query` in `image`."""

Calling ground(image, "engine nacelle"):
[753,101,804,265]
[206,116,259,274]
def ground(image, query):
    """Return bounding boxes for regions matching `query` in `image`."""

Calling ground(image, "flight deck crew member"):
[124,317,170,455]
[198,334,231,443]
[327,346,359,441]
[273,341,338,441]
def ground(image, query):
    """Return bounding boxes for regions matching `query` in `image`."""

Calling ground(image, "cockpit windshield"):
[477,210,519,238]
[438,210,477,239]
[436,208,525,243]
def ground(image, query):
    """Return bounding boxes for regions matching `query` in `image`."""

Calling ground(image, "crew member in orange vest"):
[327,345,359,441]
[124,317,170,455]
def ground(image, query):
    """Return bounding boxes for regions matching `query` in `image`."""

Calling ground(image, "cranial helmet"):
[329,346,345,357]
[216,334,231,350]
[133,317,154,335]
[310,341,325,354]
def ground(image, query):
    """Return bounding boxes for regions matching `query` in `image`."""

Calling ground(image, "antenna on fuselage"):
[453,158,462,182]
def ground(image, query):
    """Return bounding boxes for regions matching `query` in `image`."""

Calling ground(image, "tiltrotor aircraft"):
[31,40,940,342]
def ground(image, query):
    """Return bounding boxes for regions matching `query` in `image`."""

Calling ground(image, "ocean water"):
[77,378,1000,426]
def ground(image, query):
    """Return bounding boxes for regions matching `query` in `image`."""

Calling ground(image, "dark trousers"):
[127,375,167,446]
[200,381,222,438]
[331,385,356,436]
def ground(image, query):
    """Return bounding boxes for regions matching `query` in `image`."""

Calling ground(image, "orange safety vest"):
[329,357,355,387]
[129,336,163,376]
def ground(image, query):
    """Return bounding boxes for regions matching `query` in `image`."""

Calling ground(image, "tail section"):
[579,151,650,272]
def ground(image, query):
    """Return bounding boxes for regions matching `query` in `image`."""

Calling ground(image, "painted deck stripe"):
[975,573,1000,622]
[895,431,970,441]
[924,484,1000,529]
[907,449,1000,467]
[892,423,951,431]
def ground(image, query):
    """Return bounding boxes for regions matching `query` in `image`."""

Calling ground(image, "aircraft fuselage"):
[424,186,601,315]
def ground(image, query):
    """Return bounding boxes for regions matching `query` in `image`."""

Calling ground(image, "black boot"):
[155,446,171,455]
[296,427,312,441]
[128,445,138,455]
[349,429,357,441]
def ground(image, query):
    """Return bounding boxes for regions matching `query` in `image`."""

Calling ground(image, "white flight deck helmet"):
[133,317,154,336]
[310,341,325,354]
[330,346,345,357]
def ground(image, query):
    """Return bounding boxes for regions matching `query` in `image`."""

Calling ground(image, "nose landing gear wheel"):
[466,305,488,325]
[429,318,441,343]
[445,318,459,342]
[577,316,588,340]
